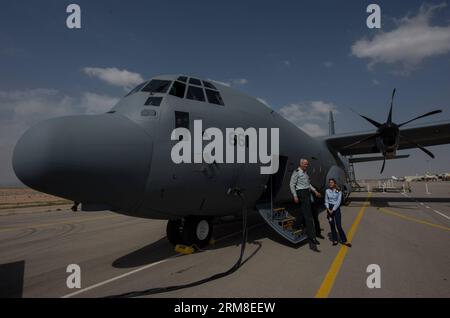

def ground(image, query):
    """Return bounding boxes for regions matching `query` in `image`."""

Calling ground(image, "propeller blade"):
[400,135,435,158]
[387,88,396,124]
[350,108,382,128]
[398,110,442,127]
[380,157,386,174]
[342,133,380,150]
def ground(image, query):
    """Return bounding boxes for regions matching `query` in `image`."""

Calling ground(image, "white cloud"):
[323,61,334,68]
[279,101,338,137]
[80,93,120,114]
[351,3,450,73]
[299,123,327,137]
[82,67,144,90]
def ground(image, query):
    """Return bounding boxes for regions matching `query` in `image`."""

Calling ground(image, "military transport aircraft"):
[12,74,450,246]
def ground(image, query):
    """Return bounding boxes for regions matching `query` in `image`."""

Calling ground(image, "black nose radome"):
[12,114,152,211]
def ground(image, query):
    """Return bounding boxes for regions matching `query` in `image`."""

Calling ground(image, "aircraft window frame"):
[169,81,186,98]
[175,111,189,129]
[188,78,202,86]
[141,80,172,94]
[186,85,206,102]
[144,96,163,106]
[177,76,187,83]
[125,81,147,97]
[202,81,217,90]
[205,89,225,106]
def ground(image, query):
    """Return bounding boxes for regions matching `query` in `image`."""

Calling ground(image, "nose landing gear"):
[166,216,213,248]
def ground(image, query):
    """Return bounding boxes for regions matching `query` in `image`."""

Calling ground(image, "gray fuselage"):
[12,74,349,220]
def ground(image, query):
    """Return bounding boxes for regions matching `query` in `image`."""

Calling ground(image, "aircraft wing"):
[324,120,450,156]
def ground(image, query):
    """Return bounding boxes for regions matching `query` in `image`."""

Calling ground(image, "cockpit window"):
[125,81,147,97]
[186,86,205,102]
[144,96,163,106]
[177,76,187,83]
[189,78,202,86]
[141,80,171,93]
[169,81,186,98]
[205,89,224,106]
[202,81,217,90]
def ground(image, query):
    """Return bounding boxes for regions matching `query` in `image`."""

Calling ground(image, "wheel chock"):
[175,244,195,254]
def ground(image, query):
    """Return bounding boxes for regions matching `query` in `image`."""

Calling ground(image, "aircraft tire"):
[166,219,184,246]
[182,217,213,248]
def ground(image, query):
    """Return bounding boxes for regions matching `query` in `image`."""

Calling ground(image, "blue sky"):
[1,0,450,184]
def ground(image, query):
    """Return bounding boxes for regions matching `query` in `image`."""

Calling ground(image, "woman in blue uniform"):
[325,178,352,247]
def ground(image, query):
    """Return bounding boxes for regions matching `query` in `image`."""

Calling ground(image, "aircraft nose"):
[12,114,152,211]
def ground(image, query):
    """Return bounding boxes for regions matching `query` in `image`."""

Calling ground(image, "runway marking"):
[61,221,265,298]
[61,258,176,298]
[378,207,450,232]
[429,209,450,221]
[0,214,119,234]
[401,192,450,221]
[315,193,372,298]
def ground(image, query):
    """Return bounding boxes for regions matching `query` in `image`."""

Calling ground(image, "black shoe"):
[312,239,320,245]
[309,242,320,252]
[344,242,352,247]
[316,234,325,239]
[332,241,338,246]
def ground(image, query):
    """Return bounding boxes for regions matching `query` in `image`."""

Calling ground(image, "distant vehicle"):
[423,174,439,182]
[391,176,405,182]
[11,75,450,246]
[405,175,423,182]
[405,174,441,182]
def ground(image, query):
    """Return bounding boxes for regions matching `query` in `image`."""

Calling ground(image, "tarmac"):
[0,182,449,298]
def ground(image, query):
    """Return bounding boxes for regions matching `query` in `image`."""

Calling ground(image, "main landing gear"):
[166,216,213,248]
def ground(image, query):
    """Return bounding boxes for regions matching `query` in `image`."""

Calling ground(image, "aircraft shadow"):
[112,237,178,268]
[112,210,312,269]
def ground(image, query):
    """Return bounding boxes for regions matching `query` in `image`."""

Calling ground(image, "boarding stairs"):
[256,204,308,244]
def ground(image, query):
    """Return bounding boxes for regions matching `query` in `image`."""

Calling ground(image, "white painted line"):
[61,221,265,298]
[61,258,175,298]
[430,209,450,221]
[398,189,450,221]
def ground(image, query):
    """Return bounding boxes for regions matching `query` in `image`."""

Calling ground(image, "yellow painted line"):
[315,192,372,298]
[378,207,450,232]
[0,214,119,234]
